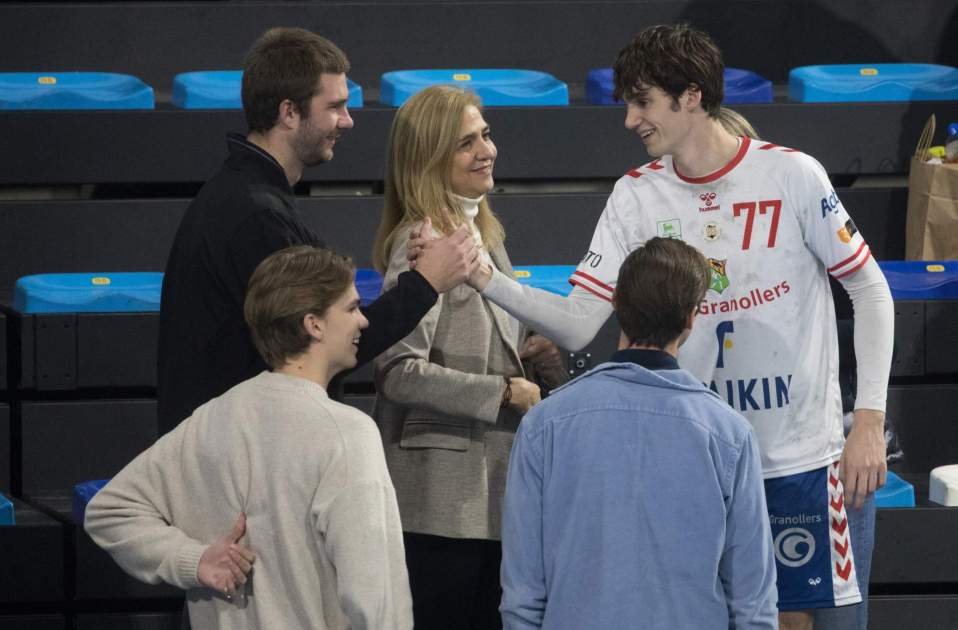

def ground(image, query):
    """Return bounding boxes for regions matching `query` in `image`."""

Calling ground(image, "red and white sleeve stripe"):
[828,242,872,279]
[569,270,614,302]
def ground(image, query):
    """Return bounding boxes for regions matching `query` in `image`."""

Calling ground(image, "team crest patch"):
[837,219,859,243]
[708,258,729,294]
[657,219,682,239]
[703,221,721,242]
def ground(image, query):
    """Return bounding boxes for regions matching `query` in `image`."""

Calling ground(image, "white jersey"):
[572,137,872,478]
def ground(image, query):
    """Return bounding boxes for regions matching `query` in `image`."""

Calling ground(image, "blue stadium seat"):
[0,72,154,110]
[585,67,772,105]
[380,69,569,106]
[0,492,14,525]
[513,265,576,296]
[172,70,363,109]
[723,68,773,104]
[72,480,108,525]
[14,273,163,314]
[875,471,916,508]
[356,268,383,306]
[789,64,958,102]
[878,261,958,300]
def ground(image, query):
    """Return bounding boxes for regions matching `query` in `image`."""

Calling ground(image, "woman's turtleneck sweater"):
[451,193,493,264]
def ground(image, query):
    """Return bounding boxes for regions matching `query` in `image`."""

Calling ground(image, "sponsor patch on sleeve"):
[836,219,858,243]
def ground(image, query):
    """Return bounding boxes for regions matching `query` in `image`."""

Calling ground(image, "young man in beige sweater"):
[85,245,412,629]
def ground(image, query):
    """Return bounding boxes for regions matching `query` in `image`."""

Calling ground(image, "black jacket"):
[157,134,437,435]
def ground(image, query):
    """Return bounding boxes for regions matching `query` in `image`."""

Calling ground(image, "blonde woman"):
[372,85,567,630]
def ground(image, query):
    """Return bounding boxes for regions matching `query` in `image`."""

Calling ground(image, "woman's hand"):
[508,377,542,414]
[520,334,563,371]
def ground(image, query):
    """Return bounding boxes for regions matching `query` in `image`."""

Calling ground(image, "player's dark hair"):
[614,237,710,349]
[613,23,724,117]
[242,27,350,133]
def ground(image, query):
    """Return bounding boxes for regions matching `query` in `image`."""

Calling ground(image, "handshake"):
[405,216,493,294]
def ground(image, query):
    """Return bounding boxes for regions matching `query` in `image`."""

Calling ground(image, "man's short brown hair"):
[613,23,724,116]
[614,237,710,349]
[244,245,354,369]
[242,27,350,133]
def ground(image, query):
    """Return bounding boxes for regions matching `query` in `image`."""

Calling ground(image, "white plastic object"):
[929,464,958,506]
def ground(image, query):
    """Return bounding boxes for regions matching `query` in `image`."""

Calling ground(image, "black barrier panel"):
[17,313,159,392]
[0,616,65,630]
[0,311,7,392]
[20,399,157,495]
[0,404,8,493]
[887,386,958,474]
[0,498,64,603]
[869,596,958,630]
[4,104,957,186]
[3,1,955,88]
[925,301,958,375]
[0,190,907,295]
[891,301,925,377]
[872,474,958,585]
[76,613,181,630]
[28,492,181,602]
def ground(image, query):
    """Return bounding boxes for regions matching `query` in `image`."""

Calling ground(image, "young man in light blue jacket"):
[500,237,778,629]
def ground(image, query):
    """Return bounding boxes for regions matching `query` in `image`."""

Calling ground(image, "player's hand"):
[197,513,256,599]
[466,260,494,291]
[520,334,563,371]
[839,409,887,509]
[508,377,542,414]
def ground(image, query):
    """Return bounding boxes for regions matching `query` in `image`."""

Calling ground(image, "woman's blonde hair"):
[372,85,505,272]
[717,107,759,139]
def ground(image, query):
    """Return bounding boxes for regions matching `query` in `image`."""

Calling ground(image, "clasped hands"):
[406,212,493,292]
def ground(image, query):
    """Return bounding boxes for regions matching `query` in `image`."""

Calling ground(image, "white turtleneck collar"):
[451,193,491,260]
[452,193,484,223]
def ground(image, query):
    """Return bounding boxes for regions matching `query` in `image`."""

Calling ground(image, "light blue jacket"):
[500,352,778,629]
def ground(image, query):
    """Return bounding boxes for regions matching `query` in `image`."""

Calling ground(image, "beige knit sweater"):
[85,371,412,629]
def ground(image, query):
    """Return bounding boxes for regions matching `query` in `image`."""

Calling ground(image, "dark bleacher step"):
[0,616,65,630]
[887,386,958,474]
[19,399,157,496]
[892,300,958,378]
[2,103,958,187]
[0,404,9,493]
[0,310,7,394]
[873,474,958,586]
[0,189,909,295]
[0,498,64,604]
[75,612,181,630]
[27,492,180,602]
[14,312,158,392]
[868,474,958,626]
[925,301,958,375]
[869,596,958,630]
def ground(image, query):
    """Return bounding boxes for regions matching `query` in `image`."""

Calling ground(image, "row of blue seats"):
[11,261,958,314]
[2,64,958,110]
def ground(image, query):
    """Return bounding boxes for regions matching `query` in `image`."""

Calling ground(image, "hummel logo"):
[698,192,720,212]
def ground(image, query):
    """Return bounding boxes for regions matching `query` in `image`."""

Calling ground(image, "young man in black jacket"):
[158,27,479,434]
